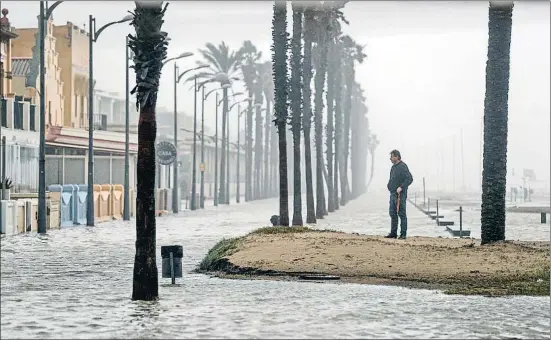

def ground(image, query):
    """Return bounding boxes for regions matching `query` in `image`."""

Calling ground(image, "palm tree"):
[351,85,370,197]
[312,7,330,219]
[341,36,365,204]
[240,41,261,202]
[290,2,304,226]
[302,6,316,224]
[191,42,243,204]
[256,61,274,199]
[323,4,347,212]
[481,1,514,245]
[128,1,168,301]
[253,68,265,200]
[333,37,344,208]
[366,133,379,190]
[272,0,289,226]
[325,39,336,212]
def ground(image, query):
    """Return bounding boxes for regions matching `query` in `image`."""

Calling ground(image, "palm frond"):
[128,1,169,109]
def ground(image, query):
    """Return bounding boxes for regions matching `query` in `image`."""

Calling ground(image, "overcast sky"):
[4,1,550,192]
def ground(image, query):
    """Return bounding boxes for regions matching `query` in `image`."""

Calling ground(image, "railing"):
[81,114,108,131]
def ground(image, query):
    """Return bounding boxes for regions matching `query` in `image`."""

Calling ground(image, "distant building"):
[1,8,18,98]
[11,16,65,127]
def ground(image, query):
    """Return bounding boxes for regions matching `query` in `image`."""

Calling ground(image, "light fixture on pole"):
[38,0,64,234]
[87,13,133,227]
[236,102,250,203]
[170,58,200,214]
[207,84,231,206]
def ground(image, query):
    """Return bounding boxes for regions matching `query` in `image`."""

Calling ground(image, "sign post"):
[156,141,177,166]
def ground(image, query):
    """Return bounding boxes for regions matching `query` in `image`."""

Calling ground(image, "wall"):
[53,22,90,129]
[1,40,14,96]
[12,19,64,127]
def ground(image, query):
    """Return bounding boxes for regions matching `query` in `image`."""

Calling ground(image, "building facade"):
[1,8,18,98]
[11,16,65,127]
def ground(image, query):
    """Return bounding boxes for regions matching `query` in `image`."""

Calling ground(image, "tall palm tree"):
[302,6,316,224]
[351,86,370,197]
[323,3,347,212]
[128,1,168,301]
[272,0,289,226]
[191,42,244,204]
[481,1,514,245]
[312,7,330,219]
[325,39,336,212]
[257,61,274,199]
[240,41,261,202]
[290,2,304,226]
[366,133,379,190]
[341,36,365,204]
[333,37,344,208]
[253,68,265,200]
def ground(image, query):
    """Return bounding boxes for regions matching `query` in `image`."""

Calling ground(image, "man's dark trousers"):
[389,192,407,237]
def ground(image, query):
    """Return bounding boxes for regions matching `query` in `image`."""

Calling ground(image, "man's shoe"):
[398,235,407,240]
[385,234,397,239]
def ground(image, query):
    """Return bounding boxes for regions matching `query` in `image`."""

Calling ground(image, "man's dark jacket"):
[387,161,413,193]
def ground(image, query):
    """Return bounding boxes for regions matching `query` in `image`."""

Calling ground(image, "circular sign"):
[156,141,177,165]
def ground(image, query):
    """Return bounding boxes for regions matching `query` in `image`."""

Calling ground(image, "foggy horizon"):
[4,0,550,194]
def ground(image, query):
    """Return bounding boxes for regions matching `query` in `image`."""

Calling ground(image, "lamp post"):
[38,0,64,234]
[236,106,248,203]
[228,99,249,204]
[221,93,244,204]
[123,35,131,220]
[203,86,227,207]
[87,13,133,227]
[170,57,199,214]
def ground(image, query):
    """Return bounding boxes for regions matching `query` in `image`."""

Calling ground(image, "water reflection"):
[1,195,549,339]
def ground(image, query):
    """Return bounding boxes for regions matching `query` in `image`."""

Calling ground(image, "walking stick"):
[396,191,401,213]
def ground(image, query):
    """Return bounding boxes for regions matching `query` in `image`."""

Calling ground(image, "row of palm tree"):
[270,0,377,226]
[130,0,515,300]
[183,4,378,211]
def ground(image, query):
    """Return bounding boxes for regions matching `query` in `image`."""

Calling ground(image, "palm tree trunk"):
[333,48,343,209]
[130,1,168,301]
[314,17,329,219]
[341,67,353,205]
[254,92,263,200]
[302,9,316,224]
[218,87,228,204]
[272,0,289,226]
[325,41,335,213]
[481,1,513,245]
[263,102,271,200]
[290,3,303,226]
[270,110,278,198]
[133,105,159,301]
[245,96,253,201]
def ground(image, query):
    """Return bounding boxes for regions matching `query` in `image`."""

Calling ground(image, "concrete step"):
[446,226,471,237]
[430,215,444,220]
[437,220,455,226]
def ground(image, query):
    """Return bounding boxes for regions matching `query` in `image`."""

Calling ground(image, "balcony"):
[81,114,108,131]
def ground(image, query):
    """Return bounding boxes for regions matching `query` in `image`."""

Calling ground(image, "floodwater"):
[1,194,549,339]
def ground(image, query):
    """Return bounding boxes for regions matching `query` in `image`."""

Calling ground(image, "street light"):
[87,13,132,227]
[174,65,208,211]
[207,84,231,207]
[236,101,251,203]
[171,59,201,214]
[38,0,64,234]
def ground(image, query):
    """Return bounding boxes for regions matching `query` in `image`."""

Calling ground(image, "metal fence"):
[1,140,39,193]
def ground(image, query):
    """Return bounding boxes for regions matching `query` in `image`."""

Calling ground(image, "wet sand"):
[204,229,550,295]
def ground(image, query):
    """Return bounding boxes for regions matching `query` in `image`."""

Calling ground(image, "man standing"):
[386,150,413,239]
